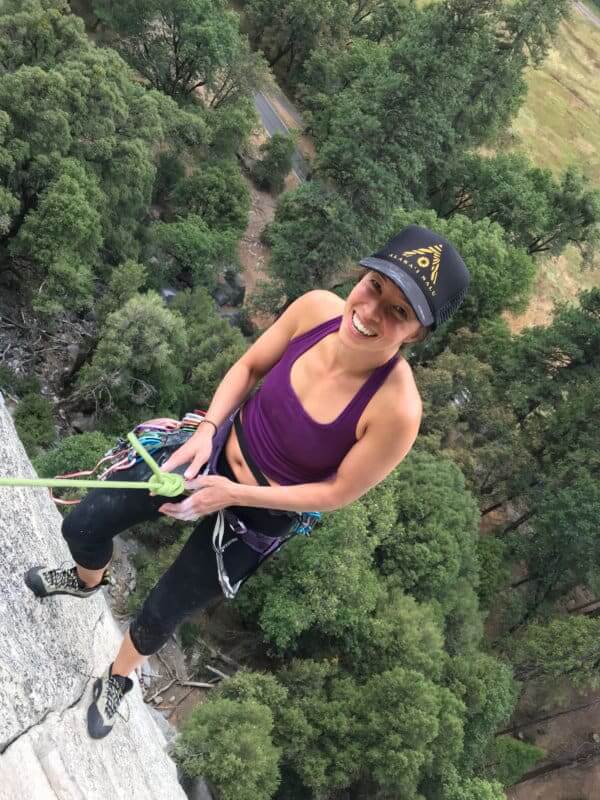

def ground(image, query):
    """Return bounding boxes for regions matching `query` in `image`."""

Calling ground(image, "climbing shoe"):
[24,562,111,599]
[87,663,133,739]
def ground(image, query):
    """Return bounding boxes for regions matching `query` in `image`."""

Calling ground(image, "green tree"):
[342,587,446,681]
[388,209,536,333]
[97,260,148,322]
[243,0,351,85]
[511,616,600,690]
[237,502,381,653]
[93,0,259,102]
[204,95,258,158]
[306,0,569,222]
[414,346,535,511]
[0,0,88,70]
[148,215,237,289]
[374,450,480,613]
[174,698,281,800]
[76,292,187,427]
[0,0,204,311]
[273,659,455,799]
[255,181,361,310]
[252,130,297,194]
[431,153,600,259]
[171,161,250,234]
[446,653,518,775]
[170,287,247,409]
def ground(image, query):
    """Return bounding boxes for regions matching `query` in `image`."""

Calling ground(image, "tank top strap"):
[349,352,400,412]
[286,315,343,358]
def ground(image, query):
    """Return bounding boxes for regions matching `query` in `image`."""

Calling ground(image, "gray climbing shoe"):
[24,563,111,599]
[88,663,133,739]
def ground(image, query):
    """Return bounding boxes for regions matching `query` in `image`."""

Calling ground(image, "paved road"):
[253,91,310,182]
[573,0,600,26]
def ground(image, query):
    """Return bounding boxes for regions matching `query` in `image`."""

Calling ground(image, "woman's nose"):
[362,303,380,325]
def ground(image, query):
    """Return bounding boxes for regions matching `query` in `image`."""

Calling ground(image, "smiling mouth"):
[351,311,376,337]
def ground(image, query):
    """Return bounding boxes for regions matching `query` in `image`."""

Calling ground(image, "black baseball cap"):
[359,225,470,330]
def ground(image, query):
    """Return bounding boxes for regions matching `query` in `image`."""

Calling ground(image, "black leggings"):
[61,447,291,656]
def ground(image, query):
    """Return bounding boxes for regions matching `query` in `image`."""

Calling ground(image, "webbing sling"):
[233,410,297,520]
[233,410,270,487]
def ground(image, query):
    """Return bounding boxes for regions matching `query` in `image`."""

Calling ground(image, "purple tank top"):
[242,315,399,485]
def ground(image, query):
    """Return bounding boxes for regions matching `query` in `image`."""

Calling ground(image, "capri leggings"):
[61,444,292,655]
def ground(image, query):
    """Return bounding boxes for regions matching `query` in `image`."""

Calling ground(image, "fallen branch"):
[206,664,230,681]
[144,677,177,704]
[178,680,215,689]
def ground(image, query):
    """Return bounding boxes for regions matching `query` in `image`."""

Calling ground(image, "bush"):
[13,393,56,455]
[490,736,544,786]
[33,431,114,477]
[0,366,41,397]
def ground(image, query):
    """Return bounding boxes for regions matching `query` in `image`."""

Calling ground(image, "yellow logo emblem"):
[401,245,443,284]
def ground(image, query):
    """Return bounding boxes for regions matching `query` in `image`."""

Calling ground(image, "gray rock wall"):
[0,394,186,800]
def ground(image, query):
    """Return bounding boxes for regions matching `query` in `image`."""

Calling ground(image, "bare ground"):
[507,681,600,800]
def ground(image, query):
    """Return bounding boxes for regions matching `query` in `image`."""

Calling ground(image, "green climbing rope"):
[0,432,186,498]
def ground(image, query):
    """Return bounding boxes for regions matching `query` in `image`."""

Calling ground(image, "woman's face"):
[342,270,426,351]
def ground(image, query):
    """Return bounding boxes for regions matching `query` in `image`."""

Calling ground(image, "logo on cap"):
[401,245,443,284]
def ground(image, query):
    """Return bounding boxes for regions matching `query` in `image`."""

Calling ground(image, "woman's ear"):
[404,324,430,345]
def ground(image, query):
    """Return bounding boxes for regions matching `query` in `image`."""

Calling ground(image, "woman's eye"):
[394,306,406,318]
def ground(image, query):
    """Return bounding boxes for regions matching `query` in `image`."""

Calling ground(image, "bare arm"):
[161,291,328,478]
[197,291,331,427]
[231,403,422,513]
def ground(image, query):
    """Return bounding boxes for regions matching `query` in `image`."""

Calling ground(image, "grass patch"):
[501,11,600,330]
[509,13,600,183]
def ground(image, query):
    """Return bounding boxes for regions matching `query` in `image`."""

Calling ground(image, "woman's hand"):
[159,475,238,521]
[160,429,214,480]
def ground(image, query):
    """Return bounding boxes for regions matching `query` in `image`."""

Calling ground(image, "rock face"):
[0,394,187,800]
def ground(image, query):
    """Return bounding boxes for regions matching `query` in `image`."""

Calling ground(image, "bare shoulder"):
[371,357,422,432]
[289,290,345,339]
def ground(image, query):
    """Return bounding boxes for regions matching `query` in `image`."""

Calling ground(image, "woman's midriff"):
[223,407,281,488]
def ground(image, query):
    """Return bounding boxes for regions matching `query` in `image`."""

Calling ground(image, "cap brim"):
[359,257,434,327]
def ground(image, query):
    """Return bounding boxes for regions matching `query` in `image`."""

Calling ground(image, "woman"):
[24,224,470,739]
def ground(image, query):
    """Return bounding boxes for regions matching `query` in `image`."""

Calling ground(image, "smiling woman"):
[24,224,470,740]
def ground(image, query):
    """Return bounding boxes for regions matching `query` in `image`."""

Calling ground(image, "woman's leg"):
[113,514,263,675]
[61,461,168,582]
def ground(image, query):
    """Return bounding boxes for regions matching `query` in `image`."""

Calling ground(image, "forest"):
[1,0,599,798]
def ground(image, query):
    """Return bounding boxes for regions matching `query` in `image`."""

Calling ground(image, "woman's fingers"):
[183,453,206,480]
[160,452,184,473]
[159,499,199,521]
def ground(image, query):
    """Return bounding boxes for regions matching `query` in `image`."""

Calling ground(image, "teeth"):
[352,312,376,337]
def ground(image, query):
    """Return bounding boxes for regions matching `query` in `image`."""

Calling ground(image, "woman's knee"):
[130,602,173,656]
[61,506,112,569]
